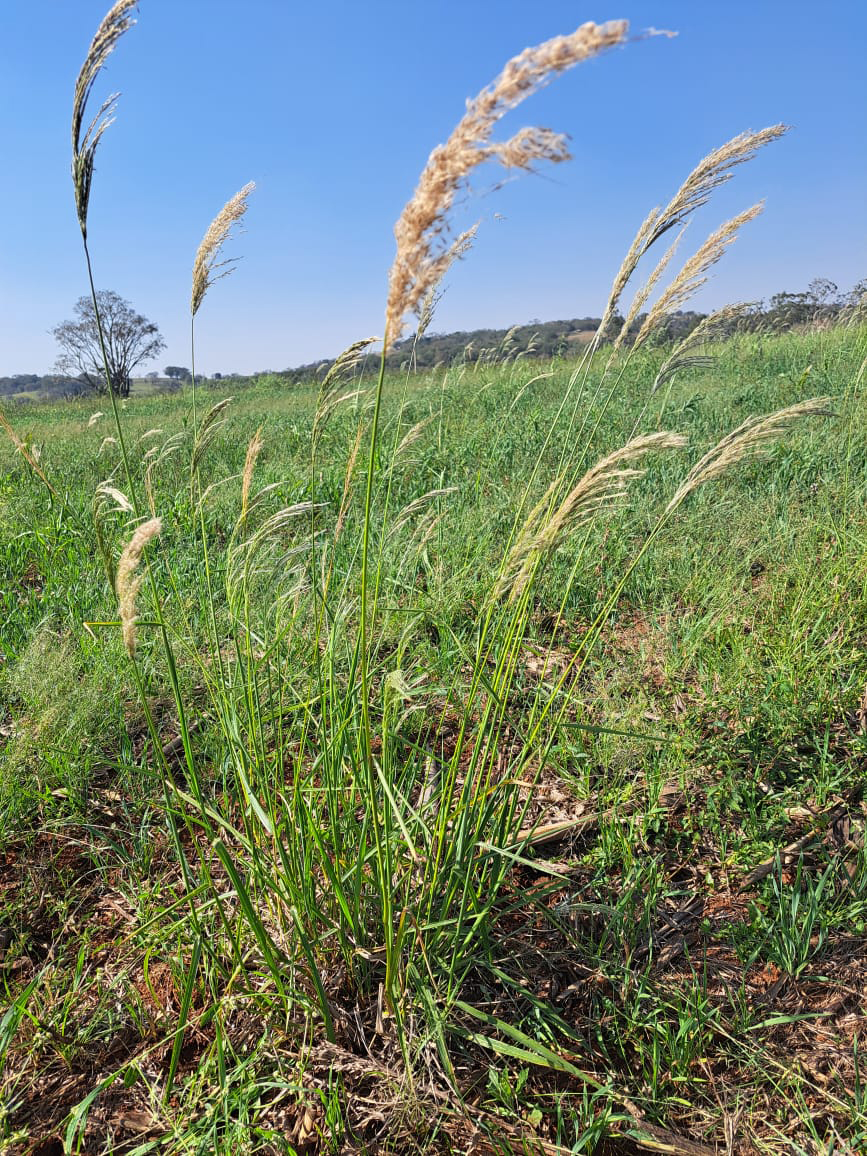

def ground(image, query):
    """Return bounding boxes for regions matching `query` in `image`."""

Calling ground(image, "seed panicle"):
[385,20,629,349]
[191,183,256,316]
[496,432,686,601]
[598,125,787,338]
[116,517,161,658]
[665,397,833,514]
[72,0,138,238]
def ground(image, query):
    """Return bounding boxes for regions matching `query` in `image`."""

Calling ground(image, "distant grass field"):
[1,323,866,1153]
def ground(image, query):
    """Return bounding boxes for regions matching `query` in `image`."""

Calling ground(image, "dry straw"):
[191,183,256,316]
[116,517,161,658]
[72,0,137,238]
[384,20,629,349]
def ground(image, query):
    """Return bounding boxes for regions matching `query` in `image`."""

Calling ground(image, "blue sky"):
[1,0,864,376]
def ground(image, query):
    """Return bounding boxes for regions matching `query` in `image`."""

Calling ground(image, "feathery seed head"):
[652,302,756,393]
[72,0,137,239]
[384,20,629,349]
[633,204,764,349]
[496,432,686,601]
[240,427,264,526]
[598,125,787,336]
[665,397,833,515]
[116,517,161,658]
[191,183,255,316]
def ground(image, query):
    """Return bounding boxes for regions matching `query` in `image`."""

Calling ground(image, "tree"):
[164,365,192,381]
[52,291,165,398]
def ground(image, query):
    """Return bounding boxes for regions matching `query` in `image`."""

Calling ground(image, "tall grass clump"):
[6,4,846,1149]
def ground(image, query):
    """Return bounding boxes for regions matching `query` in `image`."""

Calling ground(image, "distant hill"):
[3,280,862,402]
[275,311,709,385]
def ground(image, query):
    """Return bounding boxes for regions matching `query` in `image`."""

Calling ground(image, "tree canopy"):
[52,291,165,398]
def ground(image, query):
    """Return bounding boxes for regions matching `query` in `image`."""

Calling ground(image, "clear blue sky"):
[1,1,864,376]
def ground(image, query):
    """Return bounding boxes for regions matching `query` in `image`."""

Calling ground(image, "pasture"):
[1,324,866,1152]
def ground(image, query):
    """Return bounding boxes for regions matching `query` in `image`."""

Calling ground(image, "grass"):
[1,6,866,1154]
[2,326,866,1154]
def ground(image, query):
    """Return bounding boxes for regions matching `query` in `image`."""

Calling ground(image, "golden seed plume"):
[191,183,255,316]
[418,223,479,338]
[665,397,833,515]
[384,20,629,349]
[598,125,787,338]
[72,0,137,239]
[632,204,763,349]
[116,517,161,658]
[88,411,105,427]
[496,432,686,601]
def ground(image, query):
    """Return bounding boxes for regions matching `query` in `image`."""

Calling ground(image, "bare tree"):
[52,291,166,398]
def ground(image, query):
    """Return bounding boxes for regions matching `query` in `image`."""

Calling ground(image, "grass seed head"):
[633,204,764,348]
[191,183,256,316]
[241,427,264,526]
[384,20,629,349]
[116,517,161,658]
[665,397,833,514]
[72,0,137,239]
[598,125,787,337]
[497,432,687,600]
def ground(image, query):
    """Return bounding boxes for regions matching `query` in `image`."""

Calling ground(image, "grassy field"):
[1,322,866,1154]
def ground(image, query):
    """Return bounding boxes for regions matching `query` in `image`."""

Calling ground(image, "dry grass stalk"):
[116,517,161,658]
[665,397,833,515]
[72,0,137,238]
[88,411,105,427]
[497,432,687,600]
[191,183,255,316]
[95,482,134,514]
[597,125,787,338]
[392,487,458,534]
[395,415,435,460]
[143,432,185,516]
[384,20,629,348]
[652,302,755,392]
[191,397,234,473]
[633,204,763,349]
[240,427,264,526]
